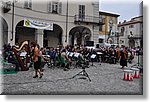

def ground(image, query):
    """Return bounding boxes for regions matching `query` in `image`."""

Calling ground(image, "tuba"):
[12,40,30,71]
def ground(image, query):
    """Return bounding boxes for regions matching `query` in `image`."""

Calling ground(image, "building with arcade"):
[1,0,104,48]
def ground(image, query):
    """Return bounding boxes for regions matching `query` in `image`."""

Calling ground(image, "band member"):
[61,49,71,71]
[32,43,43,78]
[119,47,128,69]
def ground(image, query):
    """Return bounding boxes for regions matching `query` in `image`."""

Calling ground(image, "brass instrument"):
[12,40,30,71]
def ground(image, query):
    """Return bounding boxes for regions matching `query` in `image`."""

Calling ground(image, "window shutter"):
[59,2,62,14]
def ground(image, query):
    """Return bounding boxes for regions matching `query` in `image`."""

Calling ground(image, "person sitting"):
[48,47,56,65]
[61,49,71,71]
[40,48,50,70]
[7,49,20,71]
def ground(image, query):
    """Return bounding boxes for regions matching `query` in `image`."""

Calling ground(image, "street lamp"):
[115,30,119,46]
[11,0,15,41]
[65,0,68,42]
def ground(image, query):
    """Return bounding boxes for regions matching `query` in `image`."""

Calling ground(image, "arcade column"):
[35,29,44,48]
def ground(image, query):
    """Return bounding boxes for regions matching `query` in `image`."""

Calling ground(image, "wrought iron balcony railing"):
[74,15,105,25]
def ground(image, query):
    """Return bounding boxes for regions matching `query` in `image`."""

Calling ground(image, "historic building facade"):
[99,11,120,45]
[118,16,143,48]
[1,0,103,48]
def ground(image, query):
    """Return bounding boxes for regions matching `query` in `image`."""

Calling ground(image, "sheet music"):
[91,54,96,59]
[20,52,27,57]
[74,53,80,58]
[97,52,103,55]
[69,52,74,57]
[67,52,70,56]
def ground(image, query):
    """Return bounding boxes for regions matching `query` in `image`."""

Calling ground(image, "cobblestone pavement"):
[0,56,143,95]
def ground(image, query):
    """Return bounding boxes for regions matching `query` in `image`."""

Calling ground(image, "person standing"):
[32,43,43,78]
[119,47,128,69]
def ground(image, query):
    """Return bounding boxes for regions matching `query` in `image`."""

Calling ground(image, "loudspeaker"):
[85,41,94,46]
[96,44,99,48]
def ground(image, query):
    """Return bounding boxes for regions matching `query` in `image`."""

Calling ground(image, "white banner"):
[24,19,53,30]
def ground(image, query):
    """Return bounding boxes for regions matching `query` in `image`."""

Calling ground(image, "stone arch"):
[44,24,63,47]
[15,20,36,44]
[69,26,91,46]
[0,17,8,46]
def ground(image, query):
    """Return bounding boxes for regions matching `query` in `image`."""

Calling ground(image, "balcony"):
[74,15,105,25]
[2,1,11,13]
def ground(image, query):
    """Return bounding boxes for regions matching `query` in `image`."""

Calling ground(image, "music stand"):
[89,54,97,68]
[131,50,143,73]
[20,52,27,57]
[97,52,103,65]
[71,64,91,82]
[73,52,81,68]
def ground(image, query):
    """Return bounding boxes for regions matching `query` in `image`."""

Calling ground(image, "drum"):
[123,70,133,81]
[130,68,140,78]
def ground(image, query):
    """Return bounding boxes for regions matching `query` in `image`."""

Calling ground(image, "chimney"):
[123,20,126,23]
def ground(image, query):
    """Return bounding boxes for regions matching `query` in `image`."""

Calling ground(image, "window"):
[120,27,125,36]
[99,25,102,31]
[129,25,134,28]
[79,5,85,20]
[52,2,58,13]
[120,40,124,44]
[24,0,32,9]
[48,1,62,14]
[99,15,103,23]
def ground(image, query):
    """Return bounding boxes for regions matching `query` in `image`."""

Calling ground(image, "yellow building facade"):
[99,11,120,43]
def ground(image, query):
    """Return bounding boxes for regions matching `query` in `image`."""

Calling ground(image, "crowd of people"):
[2,42,141,78]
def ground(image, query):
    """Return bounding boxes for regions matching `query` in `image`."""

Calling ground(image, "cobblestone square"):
[1,56,143,95]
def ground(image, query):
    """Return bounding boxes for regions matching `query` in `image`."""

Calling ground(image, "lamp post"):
[11,0,15,41]
[65,0,68,43]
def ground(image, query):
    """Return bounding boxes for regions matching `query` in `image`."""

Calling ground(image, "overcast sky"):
[99,0,143,22]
